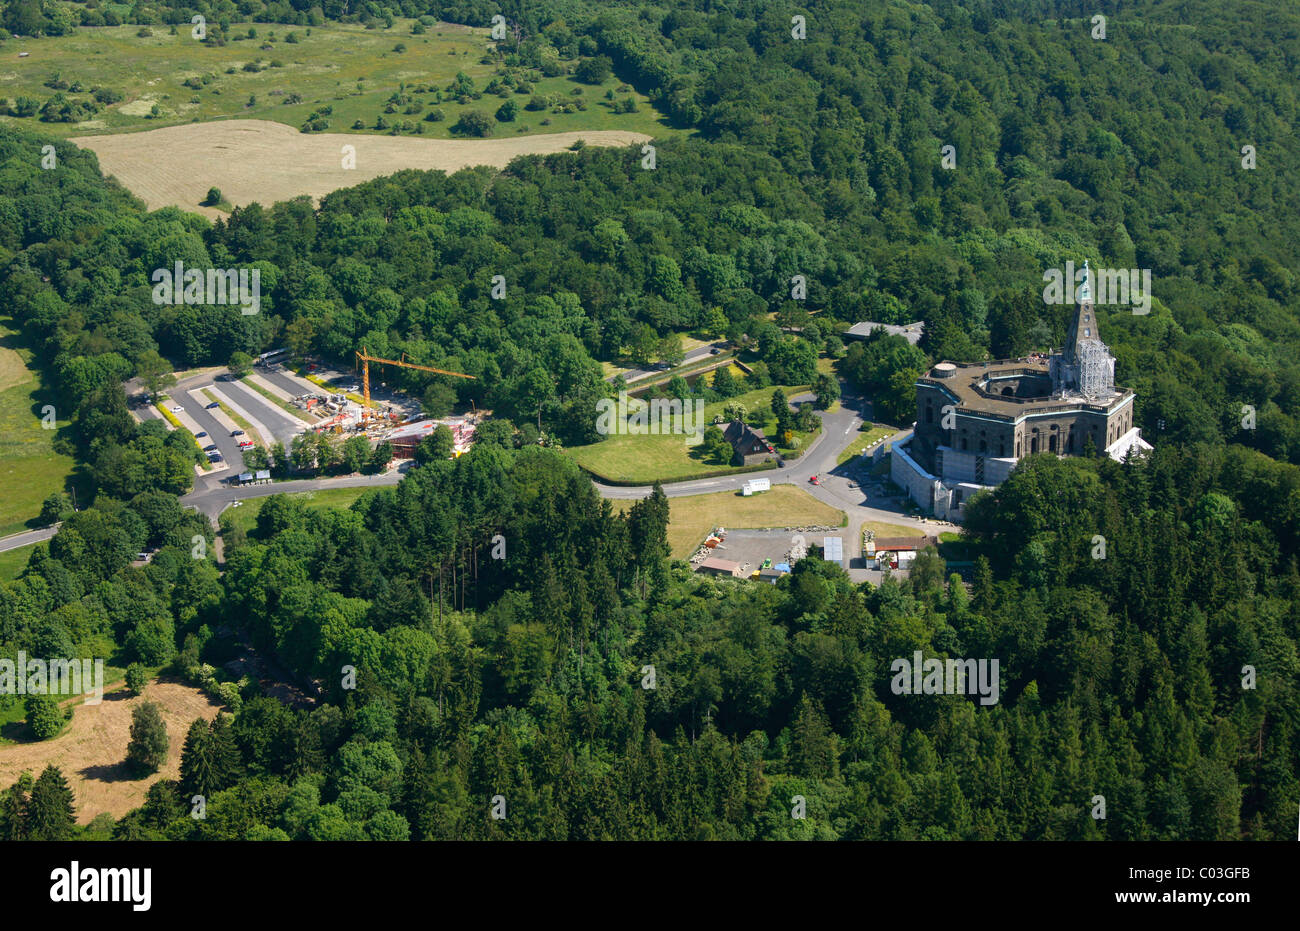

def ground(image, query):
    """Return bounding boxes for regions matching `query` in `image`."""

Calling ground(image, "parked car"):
[206,402,220,409]
[195,431,207,438]
[709,347,720,355]
[208,454,223,463]
[238,441,254,450]
[204,444,218,452]
[340,384,360,393]
[231,429,244,437]
[809,475,820,485]
[169,405,184,413]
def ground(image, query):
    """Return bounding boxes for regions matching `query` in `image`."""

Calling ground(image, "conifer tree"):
[179,718,215,800]
[26,765,75,840]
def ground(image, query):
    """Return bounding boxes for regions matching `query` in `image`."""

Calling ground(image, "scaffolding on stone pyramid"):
[1077,339,1114,397]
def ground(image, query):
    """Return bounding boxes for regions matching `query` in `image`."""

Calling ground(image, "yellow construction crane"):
[355,347,475,421]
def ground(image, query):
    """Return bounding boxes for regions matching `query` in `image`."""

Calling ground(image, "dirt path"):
[72,119,652,218]
[0,679,224,825]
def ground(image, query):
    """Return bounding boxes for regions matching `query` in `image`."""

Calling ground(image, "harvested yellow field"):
[71,119,652,218]
[0,678,224,824]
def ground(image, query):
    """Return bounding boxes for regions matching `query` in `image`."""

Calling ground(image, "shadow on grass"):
[79,761,140,784]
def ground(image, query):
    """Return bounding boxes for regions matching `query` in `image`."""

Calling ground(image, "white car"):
[170,405,184,413]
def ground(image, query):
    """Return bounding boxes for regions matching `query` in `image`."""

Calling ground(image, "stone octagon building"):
[892,269,1151,519]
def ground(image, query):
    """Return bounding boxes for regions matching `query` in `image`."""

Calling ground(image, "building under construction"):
[285,349,481,459]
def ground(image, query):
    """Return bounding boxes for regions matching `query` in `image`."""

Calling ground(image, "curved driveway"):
[4,379,944,567]
[590,387,945,568]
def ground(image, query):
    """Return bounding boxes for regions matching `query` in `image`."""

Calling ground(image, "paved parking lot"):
[137,369,318,477]
[132,358,429,483]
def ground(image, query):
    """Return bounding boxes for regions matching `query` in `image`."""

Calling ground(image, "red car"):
[809,475,820,485]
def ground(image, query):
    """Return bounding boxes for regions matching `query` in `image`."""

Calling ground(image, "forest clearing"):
[72,119,651,216]
[0,679,223,824]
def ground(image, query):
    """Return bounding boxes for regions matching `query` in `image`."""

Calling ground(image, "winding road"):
[1,376,946,568]
[589,387,942,575]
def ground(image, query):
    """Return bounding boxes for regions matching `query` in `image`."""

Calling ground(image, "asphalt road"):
[183,467,410,522]
[255,364,319,402]
[613,341,727,384]
[0,525,59,552]
[3,373,941,574]
[589,386,947,574]
[217,376,305,447]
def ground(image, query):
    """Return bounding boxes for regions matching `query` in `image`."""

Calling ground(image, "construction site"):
[287,348,482,456]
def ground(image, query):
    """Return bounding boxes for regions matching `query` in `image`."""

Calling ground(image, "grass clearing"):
[862,521,928,542]
[0,677,223,824]
[0,543,36,580]
[7,21,676,217]
[74,119,653,219]
[836,423,897,465]
[220,485,374,537]
[613,485,845,559]
[567,381,817,484]
[0,317,80,537]
[8,21,672,141]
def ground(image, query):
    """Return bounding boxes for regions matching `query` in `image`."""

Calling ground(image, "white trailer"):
[742,478,771,496]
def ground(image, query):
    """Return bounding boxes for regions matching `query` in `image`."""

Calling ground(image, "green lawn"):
[0,318,81,537]
[566,381,818,484]
[836,423,897,465]
[937,531,977,562]
[0,543,36,580]
[0,634,129,745]
[220,485,375,537]
[612,485,846,559]
[0,21,674,142]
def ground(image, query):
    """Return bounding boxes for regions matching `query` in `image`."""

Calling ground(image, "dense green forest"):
[0,0,1297,839]
[4,0,1300,459]
[4,437,1298,839]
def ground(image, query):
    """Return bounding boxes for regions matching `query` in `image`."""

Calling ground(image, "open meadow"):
[1,21,670,139]
[0,678,224,824]
[567,381,821,485]
[0,317,79,538]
